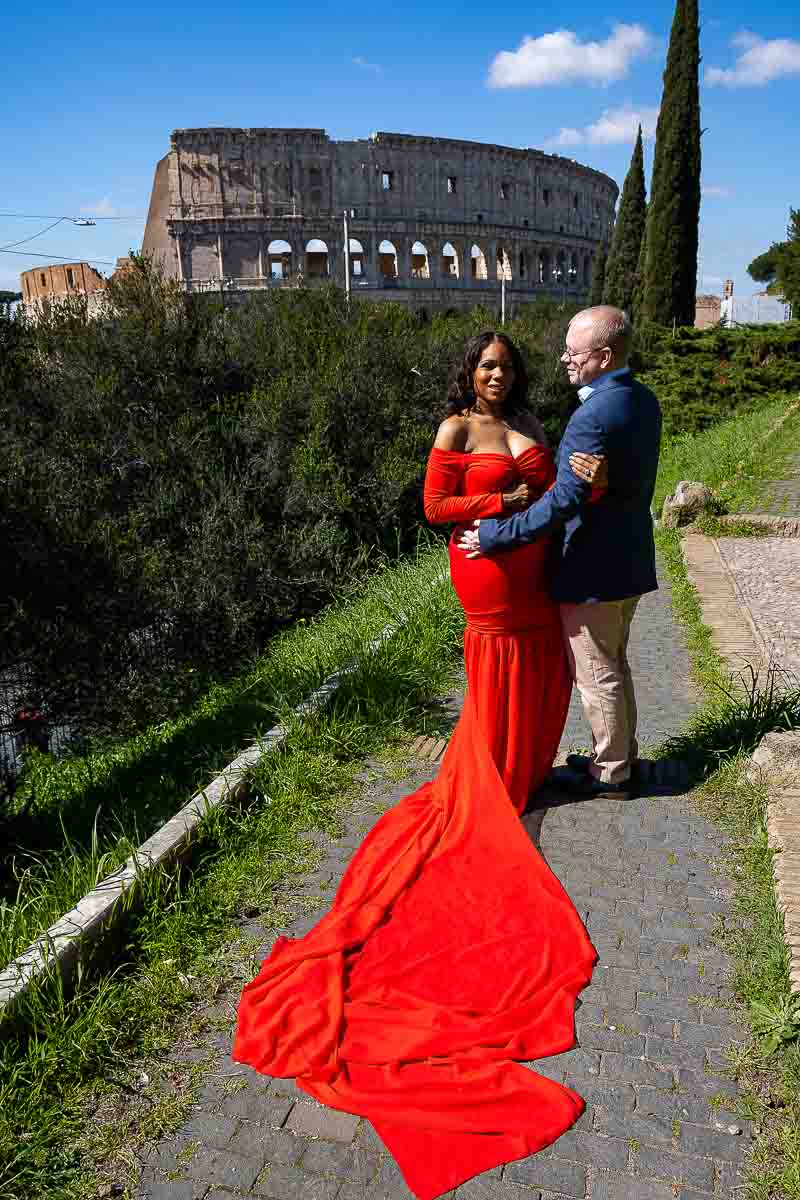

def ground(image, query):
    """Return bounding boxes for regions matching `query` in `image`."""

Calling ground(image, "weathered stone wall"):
[694,294,721,329]
[21,261,106,307]
[143,127,618,303]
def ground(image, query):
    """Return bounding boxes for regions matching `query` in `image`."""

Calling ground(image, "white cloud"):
[705,30,800,86]
[547,105,659,146]
[702,185,733,198]
[488,24,653,89]
[352,56,383,73]
[80,196,118,217]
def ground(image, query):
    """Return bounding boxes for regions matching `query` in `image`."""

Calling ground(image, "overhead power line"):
[0,218,67,252]
[0,210,146,221]
[0,249,118,266]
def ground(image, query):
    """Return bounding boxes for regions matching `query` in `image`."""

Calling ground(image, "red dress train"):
[234,446,597,1200]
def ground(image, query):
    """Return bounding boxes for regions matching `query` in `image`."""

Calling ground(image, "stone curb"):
[755,774,800,993]
[0,587,443,1017]
[681,532,768,672]
[717,513,800,537]
[682,532,800,992]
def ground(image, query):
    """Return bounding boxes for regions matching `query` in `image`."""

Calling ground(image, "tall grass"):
[0,541,464,1199]
[0,539,453,970]
[654,395,800,515]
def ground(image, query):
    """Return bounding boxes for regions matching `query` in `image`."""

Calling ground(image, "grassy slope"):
[655,395,800,1199]
[0,543,466,1200]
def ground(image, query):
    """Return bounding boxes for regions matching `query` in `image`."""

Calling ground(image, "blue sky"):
[3,0,798,302]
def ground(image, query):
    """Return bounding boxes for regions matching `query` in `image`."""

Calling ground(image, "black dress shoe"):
[566,754,641,783]
[566,753,594,773]
[547,766,631,800]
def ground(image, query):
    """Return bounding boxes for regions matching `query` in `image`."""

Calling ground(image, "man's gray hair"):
[575,305,633,363]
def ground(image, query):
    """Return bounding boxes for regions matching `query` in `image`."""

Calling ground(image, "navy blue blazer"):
[478,370,662,604]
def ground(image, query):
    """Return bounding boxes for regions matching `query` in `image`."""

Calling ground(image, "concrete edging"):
[681,532,768,672]
[0,609,424,1016]
[682,531,800,992]
[717,513,800,537]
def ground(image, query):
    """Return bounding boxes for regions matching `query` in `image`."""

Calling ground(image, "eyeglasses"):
[561,345,608,363]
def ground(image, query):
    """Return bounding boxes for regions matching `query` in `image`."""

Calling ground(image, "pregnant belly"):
[448,531,560,634]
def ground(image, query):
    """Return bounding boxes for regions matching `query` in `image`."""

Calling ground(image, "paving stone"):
[184,1144,265,1190]
[303,1142,380,1184]
[505,1155,586,1196]
[373,1158,420,1199]
[599,1053,674,1086]
[644,1036,707,1072]
[455,1179,533,1200]
[227,1124,305,1163]
[595,1107,674,1146]
[268,1076,309,1099]
[138,1175,210,1200]
[255,1164,342,1199]
[173,1111,237,1148]
[677,1121,749,1160]
[634,1086,716,1125]
[590,1173,673,1200]
[552,1129,629,1169]
[286,1102,360,1142]
[225,1091,294,1125]
[635,1145,715,1190]
[672,1020,733,1050]
[577,1024,646,1057]
[554,1047,601,1076]
[563,1074,636,1113]
[676,1068,739,1098]
[355,1120,385,1153]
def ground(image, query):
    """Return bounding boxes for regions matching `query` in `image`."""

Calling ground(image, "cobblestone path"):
[135,573,754,1200]
[716,455,800,680]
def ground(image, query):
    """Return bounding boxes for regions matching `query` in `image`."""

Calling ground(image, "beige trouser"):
[559,597,641,785]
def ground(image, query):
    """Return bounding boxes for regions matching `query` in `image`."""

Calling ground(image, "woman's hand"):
[502,482,532,512]
[569,453,608,488]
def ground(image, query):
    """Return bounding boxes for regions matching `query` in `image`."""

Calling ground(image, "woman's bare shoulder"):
[433,414,469,451]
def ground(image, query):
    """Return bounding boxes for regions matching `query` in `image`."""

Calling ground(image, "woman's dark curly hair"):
[446,331,531,417]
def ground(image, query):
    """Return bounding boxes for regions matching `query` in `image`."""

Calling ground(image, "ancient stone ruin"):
[142,127,618,311]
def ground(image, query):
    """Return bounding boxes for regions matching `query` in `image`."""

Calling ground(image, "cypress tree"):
[588,246,607,307]
[603,126,647,315]
[640,0,701,326]
[632,213,649,325]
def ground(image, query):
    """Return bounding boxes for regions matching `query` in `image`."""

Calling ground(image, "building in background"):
[20,257,134,318]
[142,127,618,313]
[720,278,792,326]
[21,261,106,310]
[694,293,721,328]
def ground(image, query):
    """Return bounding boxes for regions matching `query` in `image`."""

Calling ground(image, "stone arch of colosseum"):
[142,128,617,311]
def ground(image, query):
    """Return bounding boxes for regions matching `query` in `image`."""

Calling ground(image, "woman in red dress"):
[234,333,604,1200]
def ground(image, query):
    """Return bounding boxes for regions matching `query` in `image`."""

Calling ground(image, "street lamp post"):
[553,266,564,307]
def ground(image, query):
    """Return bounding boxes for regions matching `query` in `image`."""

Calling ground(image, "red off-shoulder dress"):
[234,445,597,1200]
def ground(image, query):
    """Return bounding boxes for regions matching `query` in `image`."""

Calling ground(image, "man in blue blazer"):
[458,306,662,799]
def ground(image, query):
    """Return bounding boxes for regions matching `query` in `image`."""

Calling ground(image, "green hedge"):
[2,259,798,743]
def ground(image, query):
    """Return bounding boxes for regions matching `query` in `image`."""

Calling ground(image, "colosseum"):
[143,128,618,311]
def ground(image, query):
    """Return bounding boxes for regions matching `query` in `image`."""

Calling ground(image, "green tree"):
[588,246,607,306]
[602,126,647,315]
[632,212,649,325]
[640,0,701,326]
[747,249,780,287]
[748,209,800,311]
